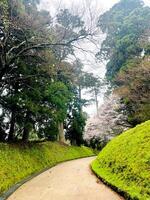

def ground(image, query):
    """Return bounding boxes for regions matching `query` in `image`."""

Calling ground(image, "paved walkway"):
[8,157,124,200]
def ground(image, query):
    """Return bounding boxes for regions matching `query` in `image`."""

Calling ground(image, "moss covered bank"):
[0,142,94,195]
[92,120,150,200]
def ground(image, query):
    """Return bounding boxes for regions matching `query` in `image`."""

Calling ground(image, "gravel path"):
[8,157,124,200]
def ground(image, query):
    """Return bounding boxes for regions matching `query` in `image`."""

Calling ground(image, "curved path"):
[8,157,124,200]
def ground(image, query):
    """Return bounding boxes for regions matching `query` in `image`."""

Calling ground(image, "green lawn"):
[0,142,94,195]
[91,120,150,200]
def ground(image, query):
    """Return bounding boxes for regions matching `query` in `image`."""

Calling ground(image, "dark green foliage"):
[66,110,86,146]
[97,0,150,80]
[115,57,150,125]
[145,44,150,55]
[86,137,107,150]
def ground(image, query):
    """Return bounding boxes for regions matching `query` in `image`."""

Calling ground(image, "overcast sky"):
[39,0,150,116]
[40,0,150,14]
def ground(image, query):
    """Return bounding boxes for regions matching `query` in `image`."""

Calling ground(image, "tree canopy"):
[97,0,150,80]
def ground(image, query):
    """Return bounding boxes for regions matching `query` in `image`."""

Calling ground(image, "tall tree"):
[0,1,93,142]
[96,0,150,127]
[97,0,150,80]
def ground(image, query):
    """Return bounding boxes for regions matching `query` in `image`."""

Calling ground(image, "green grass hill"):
[0,142,94,196]
[91,120,150,200]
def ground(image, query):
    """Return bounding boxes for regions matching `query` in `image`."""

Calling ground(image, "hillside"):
[91,120,150,200]
[0,142,94,196]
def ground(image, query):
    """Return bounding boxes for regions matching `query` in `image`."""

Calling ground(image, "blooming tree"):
[84,94,131,149]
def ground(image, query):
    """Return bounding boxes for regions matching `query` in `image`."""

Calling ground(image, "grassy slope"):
[91,120,150,200]
[0,142,94,195]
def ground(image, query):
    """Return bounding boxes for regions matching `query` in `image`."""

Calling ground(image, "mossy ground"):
[91,120,150,200]
[0,141,94,195]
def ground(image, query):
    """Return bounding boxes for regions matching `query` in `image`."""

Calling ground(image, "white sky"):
[40,0,150,13]
[39,0,150,116]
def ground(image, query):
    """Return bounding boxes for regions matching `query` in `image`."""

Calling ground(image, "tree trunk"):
[0,127,6,142]
[8,111,15,142]
[22,112,32,142]
[71,139,76,146]
[22,126,30,142]
[79,85,82,112]
[57,122,65,143]
[95,90,99,117]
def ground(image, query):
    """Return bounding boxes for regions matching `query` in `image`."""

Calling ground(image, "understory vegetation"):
[91,120,150,200]
[0,142,94,195]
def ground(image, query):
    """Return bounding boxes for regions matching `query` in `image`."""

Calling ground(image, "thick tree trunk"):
[71,139,76,146]
[0,127,6,142]
[22,126,30,142]
[57,122,65,143]
[8,111,15,142]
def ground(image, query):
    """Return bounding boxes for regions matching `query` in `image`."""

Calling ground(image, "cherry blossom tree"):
[84,94,131,149]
